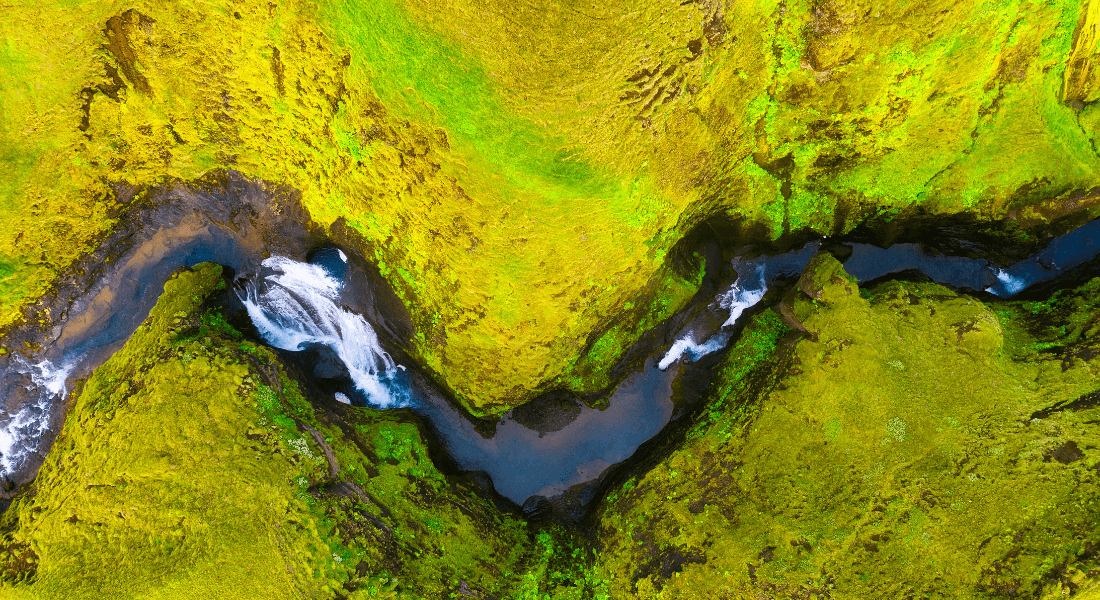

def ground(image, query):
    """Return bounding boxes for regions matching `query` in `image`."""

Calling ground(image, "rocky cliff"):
[2,0,1099,411]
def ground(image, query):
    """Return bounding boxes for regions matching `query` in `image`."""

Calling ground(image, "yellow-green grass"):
[0,263,535,598]
[595,255,1100,597]
[3,255,1100,596]
[2,0,1099,413]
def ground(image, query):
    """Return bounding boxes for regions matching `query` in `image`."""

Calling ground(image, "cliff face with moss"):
[3,256,1099,598]
[594,255,1100,598]
[3,0,1100,411]
[0,265,535,598]
[4,1,1100,594]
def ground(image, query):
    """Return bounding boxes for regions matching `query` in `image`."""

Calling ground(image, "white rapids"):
[239,256,409,408]
[0,359,76,475]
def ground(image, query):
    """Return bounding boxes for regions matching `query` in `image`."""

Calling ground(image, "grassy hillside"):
[2,257,1099,597]
[594,255,1100,598]
[0,264,537,599]
[2,0,1098,413]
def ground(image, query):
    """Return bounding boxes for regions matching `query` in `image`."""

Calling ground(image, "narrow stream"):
[1,183,1097,512]
[240,251,682,505]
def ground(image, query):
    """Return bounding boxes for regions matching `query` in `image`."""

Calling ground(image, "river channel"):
[1,176,1097,515]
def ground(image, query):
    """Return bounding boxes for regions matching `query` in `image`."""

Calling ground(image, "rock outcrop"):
[0,264,533,598]
[594,254,1100,598]
[2,0,1099,411]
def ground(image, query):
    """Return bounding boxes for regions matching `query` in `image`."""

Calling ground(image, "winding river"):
[1,181,1097,510]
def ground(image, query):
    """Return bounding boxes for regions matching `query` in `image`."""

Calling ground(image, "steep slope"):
[0,263,534,599]
[594,255,1100,598]
[2,258,1100,598]
[2,0,1098,412]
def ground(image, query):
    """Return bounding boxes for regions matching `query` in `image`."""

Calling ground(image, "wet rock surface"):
[592,254,1100,598]
[2,239,1100,598]
[0,264,531,599]
[0,171,417,492]
[10,0,1100,416]
[3,0,1100,596]
[508,391,584,436]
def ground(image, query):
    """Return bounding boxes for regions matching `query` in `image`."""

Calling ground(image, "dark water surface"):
[0,175,320,490]
[411,356,678,503]
[1,191,1098,510]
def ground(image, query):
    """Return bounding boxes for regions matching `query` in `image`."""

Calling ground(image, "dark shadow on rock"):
[0,170,412,498]
[521,495,553,522]
[509,391,583,437]
[328,218,415,349]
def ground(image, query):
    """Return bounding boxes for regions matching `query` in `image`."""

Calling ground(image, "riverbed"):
[1,176,1097,514]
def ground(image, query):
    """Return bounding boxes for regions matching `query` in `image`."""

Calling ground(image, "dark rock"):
[301,342,350,380]
[521,495,553,521]
[1046,441,1085,464]
[546,479,604,525]
[509,390,583,436]
[306,246,348,281]
[822,242,854,262]
[633,545,707,590]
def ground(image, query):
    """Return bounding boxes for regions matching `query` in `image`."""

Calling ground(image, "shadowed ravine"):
[1,181,1098,513]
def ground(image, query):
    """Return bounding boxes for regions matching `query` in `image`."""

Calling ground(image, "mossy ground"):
[594,255,1100,598]
[3,261,1100,597]
[0,263,539,599]
[2,0,1099,411]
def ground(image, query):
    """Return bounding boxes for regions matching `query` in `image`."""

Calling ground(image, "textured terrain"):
[4,0,1100,595]
[3,0,1100,411]
[2,256,1099,598]
[0,265,539,599]
[594,255,1100,598]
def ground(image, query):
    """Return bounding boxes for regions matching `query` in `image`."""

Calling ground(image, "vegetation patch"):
[593,255,1100,598]
[0,263,533,599]
[3,0,1099,411]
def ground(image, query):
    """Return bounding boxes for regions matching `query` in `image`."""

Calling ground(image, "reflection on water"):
[843,242,995,290]
[2,204,1098,508]
[244,255,681,504]
[409,356,677,503]
[658,221,1100,373]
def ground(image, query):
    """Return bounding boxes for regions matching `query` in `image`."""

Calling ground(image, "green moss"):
[594,256,1100,598]
[2,0,1099,413]
[0,263,534,598]
[4,256,1100,596]
[1006,278,1100,356]
[0,264,339,598]
[557,261,703,397]
[687,307,787,440]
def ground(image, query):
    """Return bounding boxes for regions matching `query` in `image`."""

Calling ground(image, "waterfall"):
[0,359,75,475]
[659,265,768,370]
[239,255,409,409]
[717,266,768,327]
[986,268,1028,297]
[657,332,732,370]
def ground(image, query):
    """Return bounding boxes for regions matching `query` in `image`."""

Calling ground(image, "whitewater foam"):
[718,266,767,327]
[986,268,1028,297]
[659,266,768,370]
[240,256,409,409]
[657,332,732,370]
[0,359,76,475]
